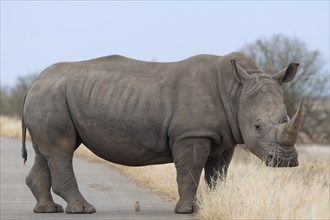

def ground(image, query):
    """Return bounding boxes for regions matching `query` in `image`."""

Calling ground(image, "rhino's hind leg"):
[24,87,95,213]
[47,155,96,214]
[28,116,95,213]
[172,138,211,214]
[26,150,64,213]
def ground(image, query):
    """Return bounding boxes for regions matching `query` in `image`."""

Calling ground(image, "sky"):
[1,1,329,88]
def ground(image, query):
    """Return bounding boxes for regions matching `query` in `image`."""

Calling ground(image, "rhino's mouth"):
[250,142,299,167]
[258,143,299,168]
[264,154,299,167]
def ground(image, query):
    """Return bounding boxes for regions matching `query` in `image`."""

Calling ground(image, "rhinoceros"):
[21,52,302,214]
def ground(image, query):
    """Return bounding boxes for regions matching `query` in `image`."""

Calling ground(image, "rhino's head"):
[231,60,302,167]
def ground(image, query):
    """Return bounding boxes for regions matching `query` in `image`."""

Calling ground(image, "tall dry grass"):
[196,148,329,219]
[1,116,329,219]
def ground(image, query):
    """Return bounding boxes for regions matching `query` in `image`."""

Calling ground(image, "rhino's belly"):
[75,118,173,166]
[82,137,173,166]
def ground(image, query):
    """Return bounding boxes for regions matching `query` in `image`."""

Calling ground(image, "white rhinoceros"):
[22,52,302,214]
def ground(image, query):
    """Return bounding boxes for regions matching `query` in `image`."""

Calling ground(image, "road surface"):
[1,137,196,220]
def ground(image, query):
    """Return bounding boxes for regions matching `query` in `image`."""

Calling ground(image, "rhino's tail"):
[21,92,28,164]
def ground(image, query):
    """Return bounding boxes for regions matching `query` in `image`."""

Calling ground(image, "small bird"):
[134,201,140,214]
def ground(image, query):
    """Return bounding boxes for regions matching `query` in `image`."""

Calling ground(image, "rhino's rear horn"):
[278,101,303,146]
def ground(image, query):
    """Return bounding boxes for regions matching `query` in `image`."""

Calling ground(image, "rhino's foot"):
[174,199,195,214]
[34,202,64,213]
[65,200,96,214]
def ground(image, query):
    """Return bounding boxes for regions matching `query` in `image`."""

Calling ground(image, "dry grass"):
[196,148,329,219]
[0,116,25,138]
[2,116,329,219]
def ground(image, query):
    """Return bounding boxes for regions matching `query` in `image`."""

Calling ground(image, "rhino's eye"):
[255,119,263,131]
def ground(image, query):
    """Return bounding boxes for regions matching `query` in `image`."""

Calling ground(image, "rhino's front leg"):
[204,147,235,187]
[172,138,211,214]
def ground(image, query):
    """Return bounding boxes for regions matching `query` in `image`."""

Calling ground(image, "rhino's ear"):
[231,60,253,84]
[273,63,299,85]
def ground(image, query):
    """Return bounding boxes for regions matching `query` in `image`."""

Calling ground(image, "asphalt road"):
[1,137,196,220]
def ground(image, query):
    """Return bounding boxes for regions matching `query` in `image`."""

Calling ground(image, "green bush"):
[0,74,38,118]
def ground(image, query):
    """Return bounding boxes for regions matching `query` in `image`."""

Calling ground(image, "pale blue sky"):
[1,1,329,88]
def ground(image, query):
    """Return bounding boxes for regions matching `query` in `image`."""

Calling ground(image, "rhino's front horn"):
[278,101,303,146]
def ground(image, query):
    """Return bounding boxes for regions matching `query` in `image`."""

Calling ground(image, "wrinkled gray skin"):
[22,52,302,214]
